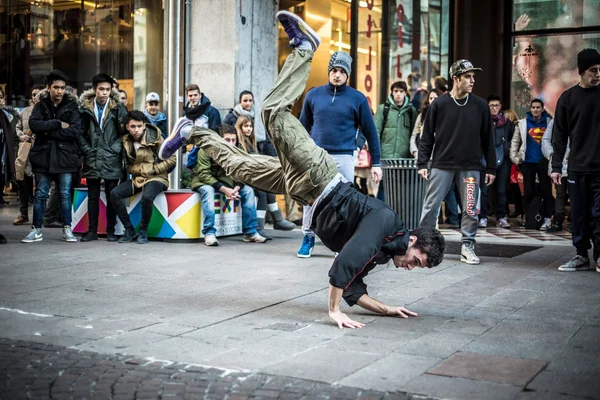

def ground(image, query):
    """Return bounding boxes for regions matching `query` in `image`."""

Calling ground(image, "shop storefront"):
[279,0,451,113]
[0,0,164,111]
[510,0,600,116]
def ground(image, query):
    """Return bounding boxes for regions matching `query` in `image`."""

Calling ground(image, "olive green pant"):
[187,49,338,205]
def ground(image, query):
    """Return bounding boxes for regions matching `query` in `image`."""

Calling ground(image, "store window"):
[356,0,383,111]
[0,0,163,110]
[510,0,600,116]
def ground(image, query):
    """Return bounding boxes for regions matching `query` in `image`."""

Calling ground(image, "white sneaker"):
[204,234,219,246]
[497,217,511,228]
[461,243,480,265]
[22,227,43,243]
[62,226,78,242]
[243,232,267,243]
[540,218,552,231]
[558,255,591,272]
[478,218,487,228]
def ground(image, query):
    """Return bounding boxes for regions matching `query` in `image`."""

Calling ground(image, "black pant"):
[87,178,119,233]
[521,160,554,219]
[568,172,600,258]
[110,180,167,231]
[493,160,511,219]
[17,176,34,217]
[554,176,569,223]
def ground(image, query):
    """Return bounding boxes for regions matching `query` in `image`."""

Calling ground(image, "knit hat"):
[577,48,600,75]
[328,51,352,77]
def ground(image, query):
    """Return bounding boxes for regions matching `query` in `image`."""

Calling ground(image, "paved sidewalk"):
[1,197,600,400]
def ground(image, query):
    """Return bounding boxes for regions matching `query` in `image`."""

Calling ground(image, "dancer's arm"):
[356,295,418,318]
[329,285,365,329]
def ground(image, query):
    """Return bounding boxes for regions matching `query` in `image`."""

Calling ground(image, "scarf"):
[233,104,266,142]
[143,109,166,125]
[492,111,507,128]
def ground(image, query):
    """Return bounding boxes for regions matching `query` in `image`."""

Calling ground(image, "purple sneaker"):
[159,117,193,160]
[276,11,321,51]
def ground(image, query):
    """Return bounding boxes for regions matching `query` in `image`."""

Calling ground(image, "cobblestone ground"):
[0,339,433,400]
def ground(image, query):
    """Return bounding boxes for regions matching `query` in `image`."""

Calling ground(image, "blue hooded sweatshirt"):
[299,82,381,166]
[524,111,549,164]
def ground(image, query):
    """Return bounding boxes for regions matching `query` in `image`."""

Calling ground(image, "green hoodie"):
[374,95,418,159]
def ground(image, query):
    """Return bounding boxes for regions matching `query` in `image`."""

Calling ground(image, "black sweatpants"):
[521,159,554,219]
[87,178,119,233]
[568,172,600,259]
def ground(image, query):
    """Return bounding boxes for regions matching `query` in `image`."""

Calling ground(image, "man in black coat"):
[22,70,83,243]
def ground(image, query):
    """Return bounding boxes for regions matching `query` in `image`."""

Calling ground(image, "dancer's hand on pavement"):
[551,172,562,185]
[386,306,418,318]
[329,310,365,329]
[418,168,428,180]
[371,166,382,184]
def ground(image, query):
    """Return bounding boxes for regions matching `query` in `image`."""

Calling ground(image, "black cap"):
[449,59,482,78]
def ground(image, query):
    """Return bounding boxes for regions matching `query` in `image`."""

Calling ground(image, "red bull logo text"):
[463,177,478,216]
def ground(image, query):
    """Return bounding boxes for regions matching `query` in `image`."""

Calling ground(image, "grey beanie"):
[328,51,352,77]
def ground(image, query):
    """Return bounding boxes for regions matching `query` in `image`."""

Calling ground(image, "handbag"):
[15,140,33,181]
[356,148,372,169]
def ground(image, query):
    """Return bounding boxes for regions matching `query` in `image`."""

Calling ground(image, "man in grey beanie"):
[552,48,600,273]
[296,50,382,258]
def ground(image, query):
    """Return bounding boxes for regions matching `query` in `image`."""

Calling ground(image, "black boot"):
[137,229,149,244]
[0,234,7,244]
[119,226,138,243]
[106,228,117,242]
[80,231,98,242]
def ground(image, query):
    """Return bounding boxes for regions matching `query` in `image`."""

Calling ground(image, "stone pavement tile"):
[74,330,170,354]
[514,391,591,400]
[407,296,474,316]
[547,347,600,374]
[323,335,407,355]
[344,315,451,341]
[475,289,542,310]
[336,353,441,392]
[526,370,600,399]
[131,322,198,337]
[262,348,381,383]
[434,316,499,335]
[405,374,522,400]
[396,331,478,358]
[427,352,546,386]
[510,274,565,291]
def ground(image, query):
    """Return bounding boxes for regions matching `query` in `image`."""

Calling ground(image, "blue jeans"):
[33,173,72,228]
[197,185,258,236]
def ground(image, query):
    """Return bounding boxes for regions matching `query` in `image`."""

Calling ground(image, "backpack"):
[525,196,544,230]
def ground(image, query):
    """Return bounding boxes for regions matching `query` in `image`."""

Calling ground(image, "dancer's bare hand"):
[551,172,562,185]
[386,306,418,318]
[329,310,365,329]
[418,168,428,180]
[371,167,382,184]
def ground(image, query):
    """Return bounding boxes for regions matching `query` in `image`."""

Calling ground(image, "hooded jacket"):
[183,94,221,133]
[313,182,410,306]
[28,89,82,174]
[78,88,128,180]
[510,112,552,165]
[122,124,176,189]
[190,148,240,192]
[0,107,20,182]
[374,95,418,159]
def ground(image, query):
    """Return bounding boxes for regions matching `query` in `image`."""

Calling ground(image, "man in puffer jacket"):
[22,70,83,243]
[110,111,176,244]
[78,74,128,242]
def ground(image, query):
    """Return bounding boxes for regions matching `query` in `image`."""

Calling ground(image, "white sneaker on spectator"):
[22,227,43,243]
[497,217,511,228]
[243,232,267,243]
[62,226,78,242]
[478,218,487,228]
[558,255,591,272]
[204,234,219,246]
[540,218,552,231]
[461,243,480,265]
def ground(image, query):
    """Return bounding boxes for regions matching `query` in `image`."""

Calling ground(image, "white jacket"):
[510,115,552,165]
[541,119,569,176]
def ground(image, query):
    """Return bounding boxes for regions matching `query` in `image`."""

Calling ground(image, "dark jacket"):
[190,148,242,192]
[183,94,221,133]
[0,107,20,182]
[78,88,128,180]
[28,89,82,174]
[313,182,409,306]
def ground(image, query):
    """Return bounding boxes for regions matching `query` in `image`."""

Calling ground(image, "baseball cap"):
[146,92,160,103]
[449,59,482,78]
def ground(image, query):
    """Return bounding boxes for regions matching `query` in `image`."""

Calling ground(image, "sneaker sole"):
[297,249,313,258]
[276,11,321,50]
[205,242,219,246]
[558,266,592,272]
[21,237,43,243]
[243,238,267,243]
[460,255,480,265]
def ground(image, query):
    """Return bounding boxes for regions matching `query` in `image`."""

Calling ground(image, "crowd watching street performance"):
[1,11,600,330]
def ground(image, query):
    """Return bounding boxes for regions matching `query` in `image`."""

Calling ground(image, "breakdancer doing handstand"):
[159,11,445,329]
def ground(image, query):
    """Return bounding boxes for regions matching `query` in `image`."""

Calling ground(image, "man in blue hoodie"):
[297,51,382,258]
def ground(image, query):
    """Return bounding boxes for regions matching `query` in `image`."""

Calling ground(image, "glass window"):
[511,32,600,116]
[356,0,384,112]
[513,0,600,31]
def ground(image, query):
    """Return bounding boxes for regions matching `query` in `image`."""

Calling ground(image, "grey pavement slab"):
[527,370,600,399]
[427,352,547,386]
[405,374,523,400]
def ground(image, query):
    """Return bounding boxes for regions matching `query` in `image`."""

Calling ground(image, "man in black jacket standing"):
[417,60,496,265]
[22,70,83,243]
[160,11,445,329]
[553,48,600,272]
[78,74,128,242]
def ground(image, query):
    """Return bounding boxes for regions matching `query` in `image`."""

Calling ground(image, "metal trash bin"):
[381,158,427,229]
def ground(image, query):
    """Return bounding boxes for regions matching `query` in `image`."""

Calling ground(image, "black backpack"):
[525,196,544,230]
